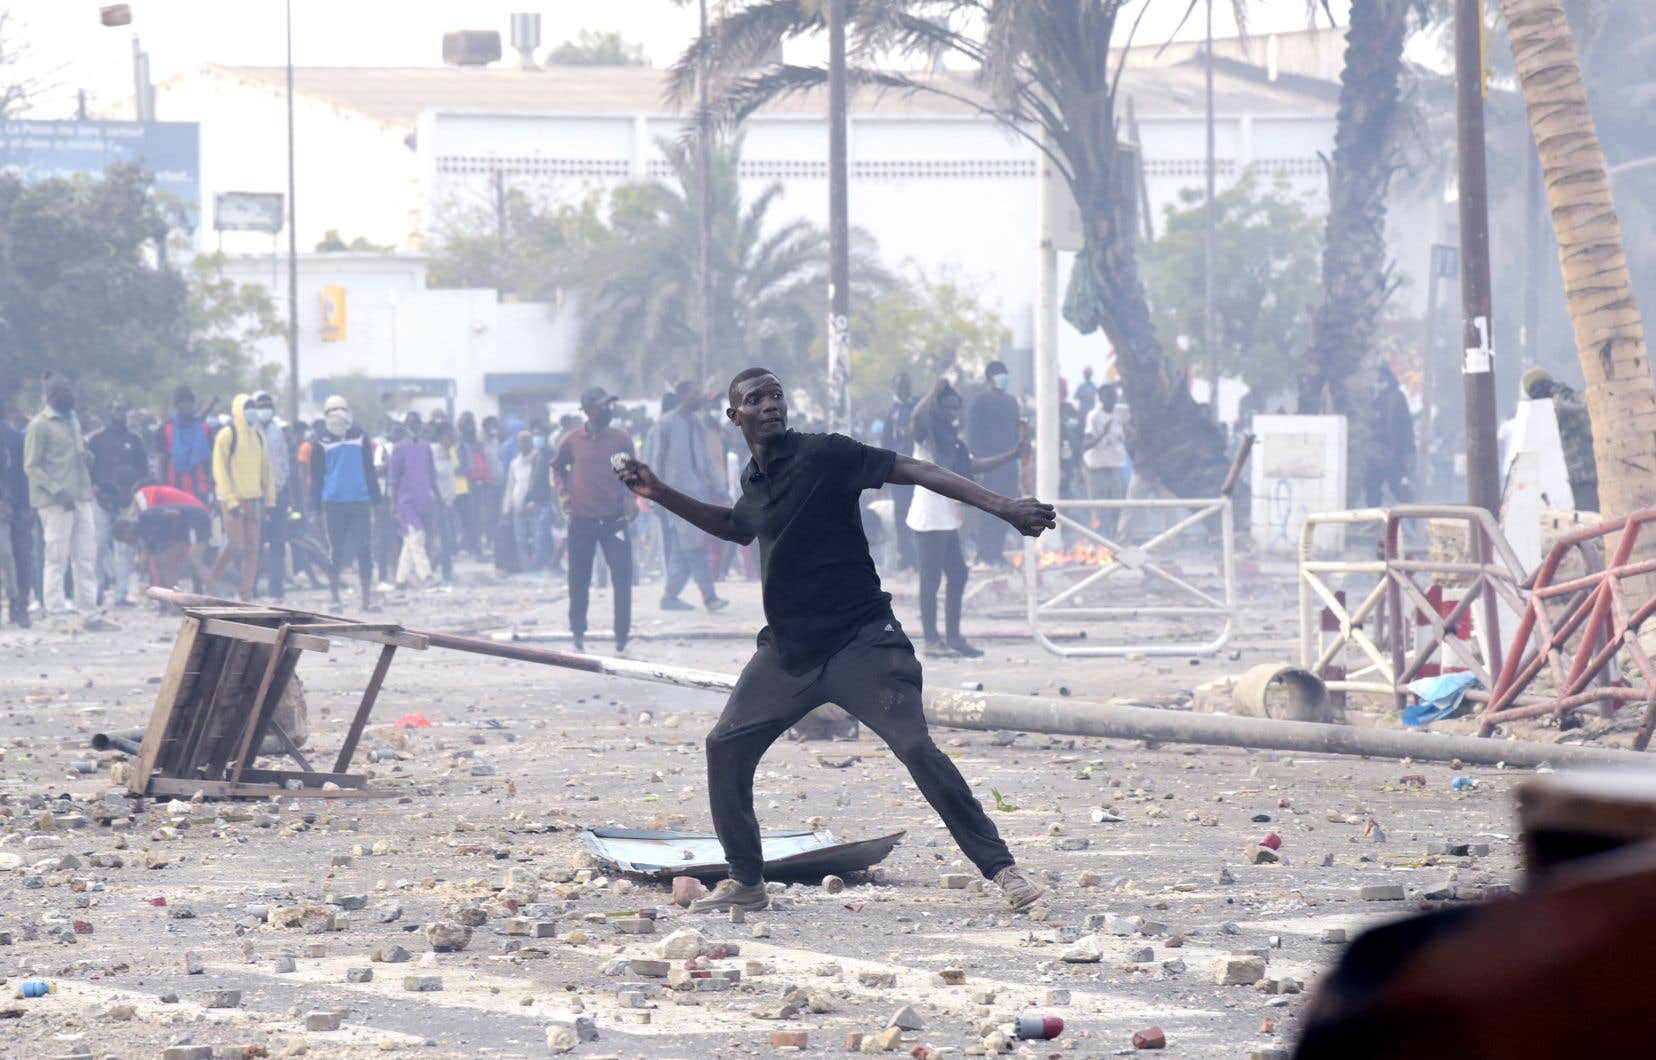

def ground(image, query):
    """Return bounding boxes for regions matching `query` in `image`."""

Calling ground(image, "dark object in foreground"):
[579,827,904,882]
[1296,771,1656,1059]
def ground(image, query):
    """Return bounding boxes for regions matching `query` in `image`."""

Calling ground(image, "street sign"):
[214,191,285,233]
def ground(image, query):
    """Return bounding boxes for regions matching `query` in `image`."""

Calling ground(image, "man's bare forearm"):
[889,454,1007,520]
[648,481,747,543]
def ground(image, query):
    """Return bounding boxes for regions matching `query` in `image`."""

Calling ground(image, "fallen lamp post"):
[145,588,1651,779]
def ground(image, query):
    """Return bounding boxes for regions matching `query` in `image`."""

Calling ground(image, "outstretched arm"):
[888,454,1055,538]
[615,458,750,544]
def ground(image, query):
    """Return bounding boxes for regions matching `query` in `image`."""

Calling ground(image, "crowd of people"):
[0,363,1130,651]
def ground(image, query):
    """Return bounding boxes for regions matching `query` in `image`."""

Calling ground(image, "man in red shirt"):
[552,386,637,654]
[113,483,213,594]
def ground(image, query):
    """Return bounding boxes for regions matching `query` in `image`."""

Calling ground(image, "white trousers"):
[395,528,432,585]
[40,500,98,614]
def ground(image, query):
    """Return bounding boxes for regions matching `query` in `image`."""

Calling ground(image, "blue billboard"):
[0,119,200,229]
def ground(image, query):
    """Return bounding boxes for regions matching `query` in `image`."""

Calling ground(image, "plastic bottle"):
[1451,776,1476,791]
[1012,1015,1064,1040]
[16,979,56,998]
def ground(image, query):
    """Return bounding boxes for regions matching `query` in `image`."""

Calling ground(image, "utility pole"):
[697,0,716,386]
[1203,0,1219,418]
[493,168,508,300]
[1520,133,1541,367]
[825,0,850,434]
[1455,0,1499,514]
[285,0,301,427]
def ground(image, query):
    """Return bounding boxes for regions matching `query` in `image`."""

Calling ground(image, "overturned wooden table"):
[135,588,427,800]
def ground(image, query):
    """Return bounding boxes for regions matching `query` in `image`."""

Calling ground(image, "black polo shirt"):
[732,430,897,674]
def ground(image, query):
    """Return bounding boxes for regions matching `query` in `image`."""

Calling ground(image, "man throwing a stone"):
[616,368,1056,913]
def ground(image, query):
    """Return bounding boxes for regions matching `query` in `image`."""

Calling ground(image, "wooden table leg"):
[334,643,396,774]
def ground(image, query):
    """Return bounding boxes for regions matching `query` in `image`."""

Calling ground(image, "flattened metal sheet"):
[579,827,905,881]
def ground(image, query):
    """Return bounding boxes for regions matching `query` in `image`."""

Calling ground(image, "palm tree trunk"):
[1299,0,1410,465]
[1498,0,1656,522]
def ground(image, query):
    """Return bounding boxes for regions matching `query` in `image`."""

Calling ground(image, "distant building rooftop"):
[202,59,1336,131]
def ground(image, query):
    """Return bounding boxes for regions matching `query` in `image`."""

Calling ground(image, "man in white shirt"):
[1081,384,1128,538]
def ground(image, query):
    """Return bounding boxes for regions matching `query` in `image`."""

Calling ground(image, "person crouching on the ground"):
[553,386,637,654]
[207,393,274,599]
[615,367,1056,914]
[309,395,380,610]
[115,483,214,596]
[907,378,1027,659]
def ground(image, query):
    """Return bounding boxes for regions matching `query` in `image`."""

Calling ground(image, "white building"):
[143,46,1342,417]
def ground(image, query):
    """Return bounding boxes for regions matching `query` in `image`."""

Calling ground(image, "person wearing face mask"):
[906,378,1027,657]
[25,379,113,628]
[208,393,275,599]
[309,395,381,610]
[966,361,1023,567]
[245,391,292,600]
[553,386,637,653]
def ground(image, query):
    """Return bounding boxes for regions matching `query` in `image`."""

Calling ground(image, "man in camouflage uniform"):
[1523,367,1598,514]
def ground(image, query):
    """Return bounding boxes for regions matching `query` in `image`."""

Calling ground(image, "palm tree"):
[576,138,837,396]
[1496,0,1656,522]
[671,0,1230,497]
[1298,0,1415,446]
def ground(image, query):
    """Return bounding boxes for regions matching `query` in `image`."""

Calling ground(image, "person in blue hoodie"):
[308,395,380,610]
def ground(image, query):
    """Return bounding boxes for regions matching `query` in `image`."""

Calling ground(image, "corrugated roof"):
[209,61,1334,130]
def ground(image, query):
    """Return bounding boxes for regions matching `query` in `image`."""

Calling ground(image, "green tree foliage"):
[183,251,285,406]
[0,166,281,413]
[545,29,648,67]
[314,229,394,253]
[576,137,837,397]
[427,190,608,300]
[0,164,186,407]
[1142,172,1324,406]
[845,273,1008,422]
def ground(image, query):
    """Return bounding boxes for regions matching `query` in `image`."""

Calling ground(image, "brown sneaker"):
[688,878,770,914]
[993,865,1045,911]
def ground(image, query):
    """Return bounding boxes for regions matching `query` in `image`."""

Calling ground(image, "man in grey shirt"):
[654,382,727,612]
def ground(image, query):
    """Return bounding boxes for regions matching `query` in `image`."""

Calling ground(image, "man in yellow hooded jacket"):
[209,393,275,598]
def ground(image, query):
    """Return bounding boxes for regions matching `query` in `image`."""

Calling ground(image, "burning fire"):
[1010,541,1116,569]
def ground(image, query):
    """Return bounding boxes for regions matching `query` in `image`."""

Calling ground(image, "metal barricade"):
[1481,508,1656,748]
[1024,495,1236,657]
[1298,505,1529,710]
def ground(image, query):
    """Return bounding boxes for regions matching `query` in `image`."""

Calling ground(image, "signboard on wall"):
[0,119,200,229]
[320,286,347,342]
[214,191,284,233]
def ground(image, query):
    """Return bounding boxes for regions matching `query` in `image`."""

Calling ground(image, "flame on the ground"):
[1010,541,1116,569]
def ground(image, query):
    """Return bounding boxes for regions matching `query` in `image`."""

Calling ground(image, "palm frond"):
[665,0,818,109]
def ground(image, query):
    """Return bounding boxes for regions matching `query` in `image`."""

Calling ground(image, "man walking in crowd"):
[526,421,558,574]
[388,412,439,588]
[617,367,1056,914]
[1082,383,1128,537]
[88,401,149,607]
[881,371,919,570]
[1365,362,1415,507]
[429,421,458,581]
[967,360,1022,567]
[208,394,274,599]
[1,377,35,621]
[159,385,214,504]
[25,380,113,629]
[907,379,1027,658]
[1074,365,1099,418]
[0,415,25,626]
[501,430,536,574]
[310,395,379,610]
[553,386,636,654]
[655,382,728,613]
[245,392,292,600]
